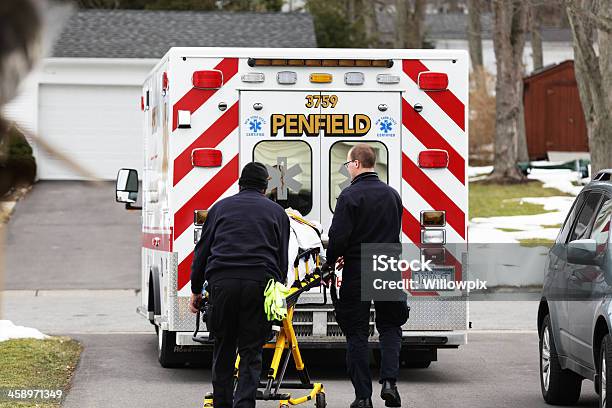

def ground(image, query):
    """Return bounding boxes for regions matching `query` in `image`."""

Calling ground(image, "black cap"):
[239,162,269,190]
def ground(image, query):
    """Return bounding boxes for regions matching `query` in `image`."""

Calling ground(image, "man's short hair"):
[349,143,377,168]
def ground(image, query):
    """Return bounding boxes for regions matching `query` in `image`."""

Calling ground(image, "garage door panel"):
[38,84,143,180]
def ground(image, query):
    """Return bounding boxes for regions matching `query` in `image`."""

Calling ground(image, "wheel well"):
[593,316,609,370]
[537,298,549,333]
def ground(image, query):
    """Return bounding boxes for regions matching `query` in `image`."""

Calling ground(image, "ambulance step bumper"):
[175,331,466,347]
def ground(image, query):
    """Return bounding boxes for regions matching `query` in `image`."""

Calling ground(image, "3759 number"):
[305,94,338,108]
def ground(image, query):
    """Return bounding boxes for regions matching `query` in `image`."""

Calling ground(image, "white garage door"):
[38,84,143,180]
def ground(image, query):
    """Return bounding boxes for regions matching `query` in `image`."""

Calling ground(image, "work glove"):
[264,279,290,322]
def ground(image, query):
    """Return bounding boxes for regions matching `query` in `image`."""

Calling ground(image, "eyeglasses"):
[343,159,358,168]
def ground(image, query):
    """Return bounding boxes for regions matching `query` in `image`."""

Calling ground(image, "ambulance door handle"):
[253,103,263,111]
[152,237,160,247]
[378,104,387,112]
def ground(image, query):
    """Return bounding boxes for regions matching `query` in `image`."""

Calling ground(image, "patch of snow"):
[468,167,581,243]
[468,166,493,178]
[0,320,48,342]
[468,224,518,243]
[527,168,584,196]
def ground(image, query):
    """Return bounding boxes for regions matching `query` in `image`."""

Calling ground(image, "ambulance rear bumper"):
[175,331,466,347]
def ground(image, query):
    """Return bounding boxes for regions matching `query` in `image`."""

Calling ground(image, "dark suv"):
[539,170,612,407]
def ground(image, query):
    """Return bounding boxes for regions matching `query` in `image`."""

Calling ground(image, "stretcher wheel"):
[315,392,326,408]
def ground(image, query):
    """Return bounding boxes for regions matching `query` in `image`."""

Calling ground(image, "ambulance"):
[115,47,469,368]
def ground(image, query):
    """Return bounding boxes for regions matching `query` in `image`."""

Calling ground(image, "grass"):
[0,337,82,408]
[541,223,562,229]
[518,238,555,248]
[498,228,523,233]
[469,180,572,219]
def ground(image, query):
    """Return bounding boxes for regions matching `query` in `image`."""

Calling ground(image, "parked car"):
[539,170,612,407]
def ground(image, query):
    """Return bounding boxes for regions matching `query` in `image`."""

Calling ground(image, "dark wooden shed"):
[523,60,589,160]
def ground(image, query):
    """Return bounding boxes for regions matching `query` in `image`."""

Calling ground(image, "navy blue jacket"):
[326,172,402,286]
[190,188,290,294]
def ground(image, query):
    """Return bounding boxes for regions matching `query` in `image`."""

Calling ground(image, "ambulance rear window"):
[329,141,389,212]
[253,140,313,216]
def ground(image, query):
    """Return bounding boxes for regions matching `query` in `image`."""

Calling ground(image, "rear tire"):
[599,335,612,408]
[539,314,582,405]
[158,329,182,368]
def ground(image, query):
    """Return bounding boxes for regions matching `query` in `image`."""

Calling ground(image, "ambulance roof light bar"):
[247,58,393,68]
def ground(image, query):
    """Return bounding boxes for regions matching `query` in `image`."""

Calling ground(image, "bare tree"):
[488,0,529,182]
[468,0,483,70]
[395,0,427,48]
[566,0,612,175]
[529,1,544,71]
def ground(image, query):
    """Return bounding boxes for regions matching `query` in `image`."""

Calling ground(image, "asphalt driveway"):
[4,181,140,290]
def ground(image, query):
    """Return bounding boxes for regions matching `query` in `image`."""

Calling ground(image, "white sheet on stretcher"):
[286,210,324,285]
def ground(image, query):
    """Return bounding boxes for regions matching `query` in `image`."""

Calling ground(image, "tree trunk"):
[488,0,528,182]
[358,0,378,47]
[397,0,426,48]
[468,0,483,68]
[566,0,612,175]
[530,2,544,71]
[517,87,530,162]
[395,0,406,48]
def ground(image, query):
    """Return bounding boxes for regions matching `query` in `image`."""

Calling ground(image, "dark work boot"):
[350,397,373,408]
[380,379,401,407]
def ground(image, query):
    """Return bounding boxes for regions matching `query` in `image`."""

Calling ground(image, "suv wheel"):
[540,314,582,404]
[599,335,612,407]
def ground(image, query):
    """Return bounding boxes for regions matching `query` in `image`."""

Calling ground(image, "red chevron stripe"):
[173,154,239,240]
[173,102,239,186]
[402,153,466,239]
[178,252,194,292]
[402,98,465,185]
[402,59,465,131]
[172,58,239,131]
[402,208,421,243]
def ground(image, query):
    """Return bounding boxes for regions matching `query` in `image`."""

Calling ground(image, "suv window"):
[589,196,612,247]
[557,193,586,244]
[569,191,602,242]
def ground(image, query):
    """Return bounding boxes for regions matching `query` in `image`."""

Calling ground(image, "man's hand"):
[336,256,345,270]
[189,293,203,314]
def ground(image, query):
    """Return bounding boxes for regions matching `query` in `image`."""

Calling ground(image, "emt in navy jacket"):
[190,162,290,408]
[326,143,409,408]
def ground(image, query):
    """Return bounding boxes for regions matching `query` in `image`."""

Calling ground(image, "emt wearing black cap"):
[326,144,409,408]
[190,162,290,408]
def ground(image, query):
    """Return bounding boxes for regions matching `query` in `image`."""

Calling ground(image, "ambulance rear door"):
[320,91,402,232]
[239,91,320,222]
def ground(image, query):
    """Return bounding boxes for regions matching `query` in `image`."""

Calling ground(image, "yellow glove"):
[264,279,290,321]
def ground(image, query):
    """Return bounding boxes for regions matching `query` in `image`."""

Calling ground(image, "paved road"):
[59,332,598,408]
[1,182,598,407]
[4,181,140,290]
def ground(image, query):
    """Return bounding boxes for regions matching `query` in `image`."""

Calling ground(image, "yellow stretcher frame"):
[203,249,327,408]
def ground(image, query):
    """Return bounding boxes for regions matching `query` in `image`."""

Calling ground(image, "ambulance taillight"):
[191,148,222,168]
[192,70,223,89]
[418,149,449,168]
[417,72,449,91]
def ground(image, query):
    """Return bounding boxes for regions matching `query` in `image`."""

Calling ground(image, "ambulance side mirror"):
[116,168,140,207]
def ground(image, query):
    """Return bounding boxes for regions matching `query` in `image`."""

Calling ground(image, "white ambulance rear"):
[116,48,469,368]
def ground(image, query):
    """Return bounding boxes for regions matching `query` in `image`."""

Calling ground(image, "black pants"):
[335,286,409,399]
[209,278,270,408]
